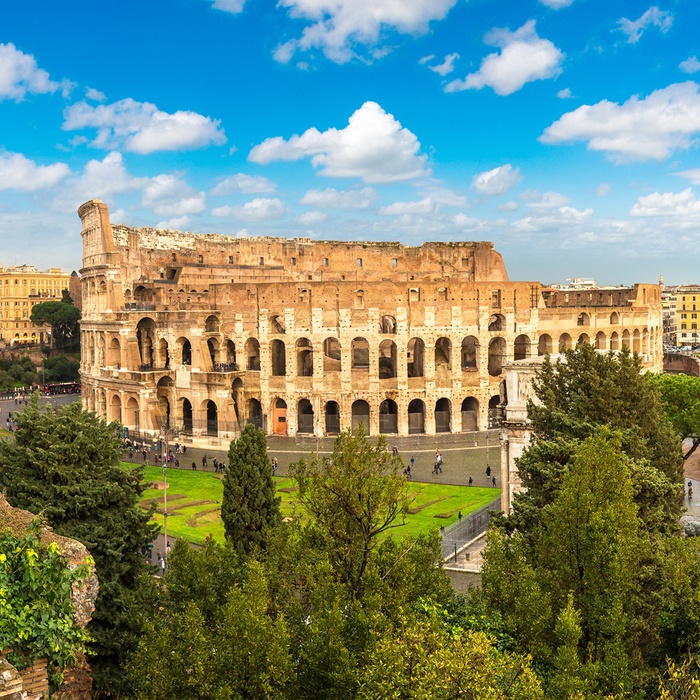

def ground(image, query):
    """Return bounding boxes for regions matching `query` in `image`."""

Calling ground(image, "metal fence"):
[441,497,501,560]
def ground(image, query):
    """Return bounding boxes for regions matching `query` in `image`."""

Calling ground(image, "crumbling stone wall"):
[77,199,663,442]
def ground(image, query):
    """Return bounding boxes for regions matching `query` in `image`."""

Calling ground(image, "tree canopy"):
[649,372,700,460]
[30,290,80,352]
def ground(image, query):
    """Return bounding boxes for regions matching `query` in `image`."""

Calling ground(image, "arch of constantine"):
[78,199,663,444]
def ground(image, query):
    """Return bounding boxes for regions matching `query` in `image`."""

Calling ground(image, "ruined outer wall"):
[78,200,663,443]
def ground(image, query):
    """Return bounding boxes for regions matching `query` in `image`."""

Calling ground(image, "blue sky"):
[2,0,700,284]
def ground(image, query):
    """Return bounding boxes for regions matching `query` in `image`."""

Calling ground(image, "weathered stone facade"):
[78,199,663,444]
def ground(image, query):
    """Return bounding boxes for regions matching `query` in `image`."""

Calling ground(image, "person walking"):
[272,457,278,475]
[202,454,208,470]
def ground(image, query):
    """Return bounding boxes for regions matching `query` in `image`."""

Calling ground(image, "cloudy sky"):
[2,0,700,285]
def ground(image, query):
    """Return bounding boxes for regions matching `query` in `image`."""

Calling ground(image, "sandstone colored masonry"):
[78,199,663,443]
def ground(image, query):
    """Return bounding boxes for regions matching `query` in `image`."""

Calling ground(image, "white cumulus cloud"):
[249,101,430,183]
[63,98,226,154]
[297,211,328,224]
[680,56,700,74]
[300,186,377,209]
[541,82,700,162]
[213,197,289,221]
[618,6,673,44]
[0,43,60,101]
[273,0,457,64]
[156,216,191,230]
[141,174,206,217]
[472,164,522,195]
[445,20,563,96]
[0,151,70,191]
[210,173,277,195]
[379,197,440,216]
[630,188,700,216]
[429,53,460,76]
[212,0,246,13]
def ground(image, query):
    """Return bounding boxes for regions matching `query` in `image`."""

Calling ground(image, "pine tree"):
[221,423,280,557]
[0,395,157,697]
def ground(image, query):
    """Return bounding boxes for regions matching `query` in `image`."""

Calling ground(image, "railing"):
[138,364,170,372]
[212,362,239,372]
[441,497,502,560]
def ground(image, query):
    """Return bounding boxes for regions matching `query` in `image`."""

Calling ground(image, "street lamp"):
[159,423,175,568]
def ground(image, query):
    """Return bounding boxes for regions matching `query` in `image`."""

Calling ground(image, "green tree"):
[0,396,157,697]
[222,423,280,557]
[41,354,80,383]
[289,426,409,599]
[30,290,81,353]
[649,373,700,460]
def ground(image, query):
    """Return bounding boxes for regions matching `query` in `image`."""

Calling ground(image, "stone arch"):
[323,337,341,372]
[407,338,425,377]
[271,339,286,376]
[610,311,619,324]
[461,397,479,431]
[205,315,219,333]
[231,377,244,427]
[297,398,314,433]
[108,337,121,367]
[577,312,590,326]
[247,398,262,428]
[351,400,370,435]
[435,397,451,433]
[296,338,313,377]
[514,334,530,361]
[461,336,479,369]
[176,337,192,365]
[595,331,606,350]
[245,338,260,370]
[577,333,590,346]
[643,327,649,355]
[435,337,451,369]
[538,334,552,356]
[270,314,286,334]
[559,333,572,352]
[181,397,193,434]
[109,394,122,423]
[610,331,620,350]
[379,399,398,434]
[488,313,505,332]
[136,318,156,367]
[622,329,630,349]
[207,337,219,367]
[488,395,500,428]
[325,400,340,434]
[272,398,287,435]
[133,284,148,302]
[380,315,396,334]
[205,400,218,436]
[378,339,397,379]
[226,340,237,367]
[352,337,370,369]
[488,337,506,376]
[159,338,170,368]
[407,399,425,434]
[633,329,641,353]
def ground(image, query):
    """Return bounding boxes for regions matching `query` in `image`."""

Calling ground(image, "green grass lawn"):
[132,463,500,545]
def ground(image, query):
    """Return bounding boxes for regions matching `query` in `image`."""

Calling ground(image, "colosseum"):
[78,199,663,445]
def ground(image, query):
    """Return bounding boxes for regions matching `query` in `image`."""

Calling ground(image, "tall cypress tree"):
[222,424,280,557]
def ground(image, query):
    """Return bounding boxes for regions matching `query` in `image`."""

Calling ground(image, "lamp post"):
[160,425,175,568]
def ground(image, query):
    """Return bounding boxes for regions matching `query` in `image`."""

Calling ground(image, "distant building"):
[672,285,700,347]
[0,264,70,346]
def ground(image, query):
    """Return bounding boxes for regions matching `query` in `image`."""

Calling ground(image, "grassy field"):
[133,464,500,545]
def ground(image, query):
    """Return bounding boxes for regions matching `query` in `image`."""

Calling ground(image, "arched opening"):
[378,340,397,379]
[245,338,260,371]
[271,339,286,376]
[136,318,156,368]
[379,399,398,434]
[325,401,340,434]
[461,336,479,369]
[177,337,192,366]
[206,400,218,436]
[435,337,451,370]
[577,312,590,326]
[643,327,649,355]
[231,377,243,427]
[461,397,479,432]
[351,400,370,435]
[156,376,173,428]
[205,315,219,333]
[407,338,425,377]
[296,338,313,376]
[380,315,396,334]
[435,397,451,433]
[181,398,193,434]
[273,398,287,435]
[247,398,262,429]
[408,399,425,434]
[514,335,530,360]
[558,333,572,352]
[133,285,149,302]
[298,399,314,433]
[610,312,619,324]
[270,314,286,334]
[352,337,369,370]
[488,396,500,428]
[610,331,620,350]
[488,314,505,332]
[323,337,341,372]
[538,334,552,356]
[108,337,121,367]
[226,340,237,369]
[622,330,630,349]
[109,394,122,423]
[577,333,590,346]
[488,337,506,376]
[159,338,170,369]
[633,329,640,353]
[207,338,219,367]
[595,331,606,350]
